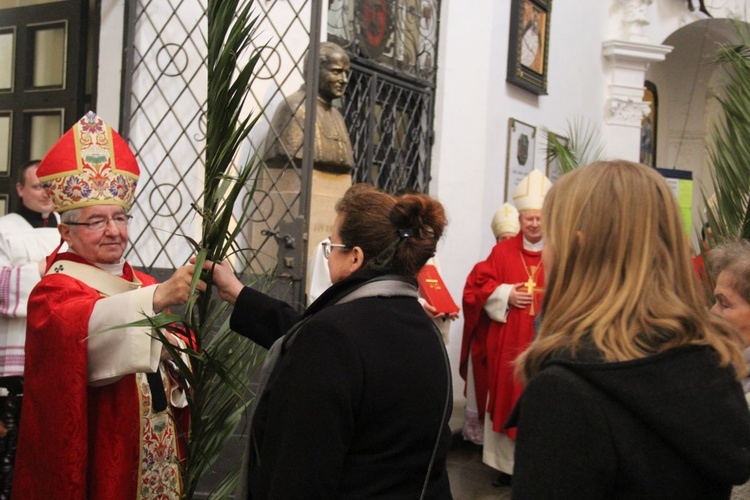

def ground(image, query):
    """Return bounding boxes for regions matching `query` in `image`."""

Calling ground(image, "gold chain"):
[519,251,541,283]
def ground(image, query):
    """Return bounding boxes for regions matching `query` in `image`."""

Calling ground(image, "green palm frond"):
[172,0,267,496]
[179,0,266,496]
[705,30,750,244]
[543,117,606,173]
[108,1,267,496]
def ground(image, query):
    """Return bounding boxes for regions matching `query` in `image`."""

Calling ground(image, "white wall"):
[96,0,125,127]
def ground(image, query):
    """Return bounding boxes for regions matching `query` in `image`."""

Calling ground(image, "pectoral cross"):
[524,274,537,295]
[524,266,543,316]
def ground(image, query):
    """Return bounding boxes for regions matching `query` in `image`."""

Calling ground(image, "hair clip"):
[398,228,414,238]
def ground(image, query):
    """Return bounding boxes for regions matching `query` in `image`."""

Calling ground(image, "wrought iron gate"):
[344,61,435,194]
[121,0,324,312]
[120,0,440,305]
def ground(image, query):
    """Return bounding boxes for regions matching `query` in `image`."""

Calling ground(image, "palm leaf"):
[100,1,267,496]
[543,117,606,173]
[705,34,750,245]
[179,0,267,496]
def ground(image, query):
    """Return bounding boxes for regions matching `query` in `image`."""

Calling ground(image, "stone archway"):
[646,18,747,248]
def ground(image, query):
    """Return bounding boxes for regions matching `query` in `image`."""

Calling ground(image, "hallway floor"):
[446,437,512,500]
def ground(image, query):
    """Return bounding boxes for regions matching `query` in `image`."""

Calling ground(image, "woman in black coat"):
[509,161,750,499]
[207,184,453,500]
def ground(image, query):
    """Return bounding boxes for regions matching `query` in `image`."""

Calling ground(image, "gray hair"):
[709,239,750,305]
[60,208,82,225]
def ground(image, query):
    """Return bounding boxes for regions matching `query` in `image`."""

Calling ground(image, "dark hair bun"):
[389,194,447,276]
[336,184,448,278]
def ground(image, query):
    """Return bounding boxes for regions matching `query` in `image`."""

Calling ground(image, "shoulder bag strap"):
[421,320,452,500]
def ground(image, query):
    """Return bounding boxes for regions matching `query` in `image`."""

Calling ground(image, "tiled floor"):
[446,437,512,500]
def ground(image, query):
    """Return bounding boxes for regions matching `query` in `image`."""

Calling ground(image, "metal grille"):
[121,0,320,312]
[122,0,207,272]
[344,62,433,193]
[121,0,440,298]
[329,0,440,194]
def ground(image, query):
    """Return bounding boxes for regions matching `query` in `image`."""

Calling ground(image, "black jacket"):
[231,270,453,499]
[509,344,750,499]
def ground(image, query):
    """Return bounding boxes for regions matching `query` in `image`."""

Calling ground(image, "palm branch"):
[110,2,272,495]
[543,116,606,173]
[705,39,750,244]
[140,0,268,496]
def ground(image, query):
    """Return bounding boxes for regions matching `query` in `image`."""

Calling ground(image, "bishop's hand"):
[509,282,533,309]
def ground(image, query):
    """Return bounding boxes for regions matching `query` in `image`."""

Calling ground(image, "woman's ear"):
[349,246,364,273]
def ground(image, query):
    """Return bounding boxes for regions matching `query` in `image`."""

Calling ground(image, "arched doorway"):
[646,18,748,247]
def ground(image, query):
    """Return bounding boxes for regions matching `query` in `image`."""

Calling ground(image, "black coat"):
[231,270,453,499]
[508,344,750,499]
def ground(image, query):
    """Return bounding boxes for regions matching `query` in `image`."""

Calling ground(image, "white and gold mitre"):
[491,202,520,239]
[512,169,552,211]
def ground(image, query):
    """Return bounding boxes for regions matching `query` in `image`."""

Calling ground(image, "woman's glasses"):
[321,240,349,259]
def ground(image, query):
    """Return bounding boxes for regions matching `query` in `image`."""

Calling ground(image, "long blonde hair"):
[517,161,744,382]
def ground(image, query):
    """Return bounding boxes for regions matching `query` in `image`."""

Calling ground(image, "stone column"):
[603,0,672,162]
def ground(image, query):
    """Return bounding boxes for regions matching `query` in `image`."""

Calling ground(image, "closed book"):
[417,264,459,314]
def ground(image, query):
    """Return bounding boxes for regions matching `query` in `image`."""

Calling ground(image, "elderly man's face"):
[318,51,350,103]
[60,205,129,265]
[519,209,542,244]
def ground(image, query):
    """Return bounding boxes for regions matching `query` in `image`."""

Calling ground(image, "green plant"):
[143,1,268,496]
[543,117,606,173]
[705,40,750,244]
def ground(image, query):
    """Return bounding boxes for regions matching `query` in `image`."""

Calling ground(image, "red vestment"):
[459,260,493,422]
[462,233,543,439]
[13,253,189,500]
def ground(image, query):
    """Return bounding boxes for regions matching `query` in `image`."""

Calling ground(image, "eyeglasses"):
[65,214,133,232]
[321,240,349,259]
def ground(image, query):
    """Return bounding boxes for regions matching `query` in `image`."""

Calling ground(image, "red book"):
[417,264,459,314]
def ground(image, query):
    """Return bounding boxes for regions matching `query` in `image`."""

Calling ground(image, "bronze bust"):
[265,42,355,174]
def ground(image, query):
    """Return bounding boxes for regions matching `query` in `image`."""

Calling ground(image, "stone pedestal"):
[307,169,352,265]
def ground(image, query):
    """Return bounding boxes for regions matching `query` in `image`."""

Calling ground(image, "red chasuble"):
[13,253,188,500]
[462,233,544,439]
[459,259,493,422]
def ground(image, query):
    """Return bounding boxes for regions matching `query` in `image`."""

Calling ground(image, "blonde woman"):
[510,161,750,499]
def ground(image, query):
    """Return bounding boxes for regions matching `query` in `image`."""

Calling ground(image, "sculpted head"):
[305,42,350,103]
